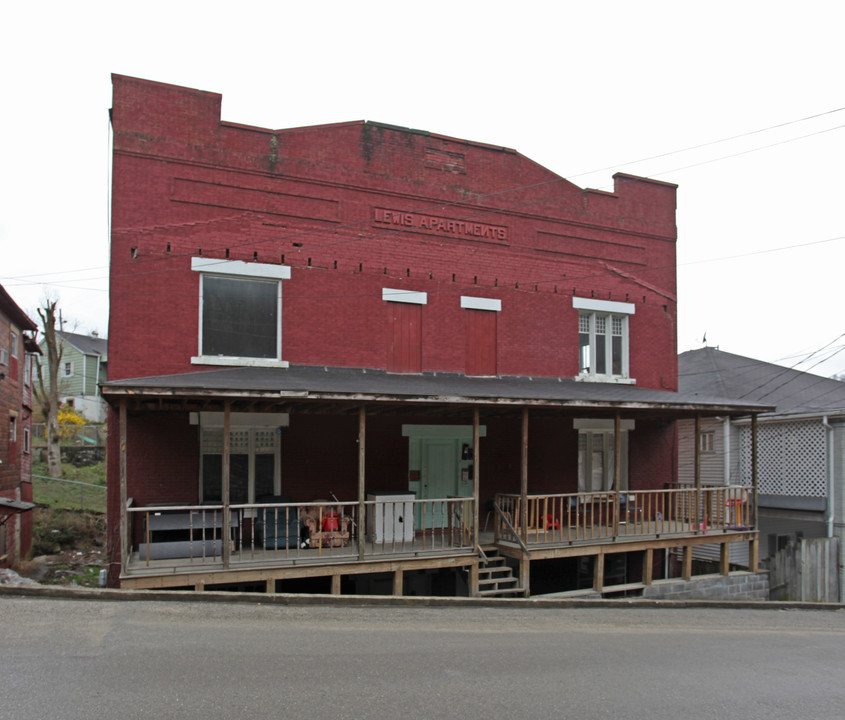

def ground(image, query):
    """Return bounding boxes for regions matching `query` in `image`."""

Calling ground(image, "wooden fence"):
[768,537,840,603]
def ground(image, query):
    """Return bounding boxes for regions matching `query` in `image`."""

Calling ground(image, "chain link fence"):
[32,423,107,447]
[31,475,107,513]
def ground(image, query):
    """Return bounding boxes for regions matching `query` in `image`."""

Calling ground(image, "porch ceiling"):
[101,365,773,419]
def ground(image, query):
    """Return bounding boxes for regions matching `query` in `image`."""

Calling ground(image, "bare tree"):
[33,299,63,477]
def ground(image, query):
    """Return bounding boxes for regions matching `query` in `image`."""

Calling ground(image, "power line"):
[5,105,844,288]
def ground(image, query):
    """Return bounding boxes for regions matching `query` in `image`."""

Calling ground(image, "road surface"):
[3,596,844,719]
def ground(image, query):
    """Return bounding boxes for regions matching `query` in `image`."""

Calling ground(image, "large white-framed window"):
[573,297,635,383]
[191,412,289,504]
[575,419,633,492]
[62,361,74,378]
[191,258,291,368]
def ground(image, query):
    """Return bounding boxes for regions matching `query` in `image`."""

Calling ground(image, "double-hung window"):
[192,258,290,368]
[573,297,634,383]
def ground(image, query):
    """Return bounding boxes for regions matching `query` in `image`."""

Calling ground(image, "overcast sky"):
[2,1,843,377]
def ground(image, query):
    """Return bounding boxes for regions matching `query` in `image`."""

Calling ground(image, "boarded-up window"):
[465,309,497,376]
[388,302,422,373]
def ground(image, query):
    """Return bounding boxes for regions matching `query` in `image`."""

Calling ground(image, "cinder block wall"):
[641,572,770,601]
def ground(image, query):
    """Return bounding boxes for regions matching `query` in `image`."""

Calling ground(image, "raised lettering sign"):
[373,208,508,244]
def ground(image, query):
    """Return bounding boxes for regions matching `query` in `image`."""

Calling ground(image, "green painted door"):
[419,439,458,528]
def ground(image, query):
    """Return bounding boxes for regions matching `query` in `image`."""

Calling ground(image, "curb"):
[2,583,844,611]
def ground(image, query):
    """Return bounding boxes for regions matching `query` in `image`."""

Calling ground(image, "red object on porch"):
[322,513,340,532]
[545,515,560,530]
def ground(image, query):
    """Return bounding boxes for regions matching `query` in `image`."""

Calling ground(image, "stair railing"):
[494,502,531,558]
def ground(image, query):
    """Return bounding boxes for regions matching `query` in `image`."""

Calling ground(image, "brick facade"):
[108,75,678,389]
[0,285,38,567]
[106,76,689,589]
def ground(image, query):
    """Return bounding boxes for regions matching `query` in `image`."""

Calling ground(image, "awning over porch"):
[101,364,773,417]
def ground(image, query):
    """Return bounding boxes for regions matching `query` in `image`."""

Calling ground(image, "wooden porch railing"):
[124,497,474,571]
[493,486,752,546]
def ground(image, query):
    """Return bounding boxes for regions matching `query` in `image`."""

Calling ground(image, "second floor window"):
[579,312,628,377]
[573,298,634,382]
[192,258,290,367]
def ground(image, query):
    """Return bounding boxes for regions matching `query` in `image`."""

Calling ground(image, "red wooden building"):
[104,75,769,597]
[0,284,38,568]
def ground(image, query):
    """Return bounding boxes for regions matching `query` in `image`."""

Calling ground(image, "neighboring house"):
[0,284,39,568]
[38,331,108,422]
[678,347,845,594]
[102,75,770,598]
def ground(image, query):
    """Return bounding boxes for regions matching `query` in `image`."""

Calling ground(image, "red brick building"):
[104,75,768,597]
[0,284,38,567]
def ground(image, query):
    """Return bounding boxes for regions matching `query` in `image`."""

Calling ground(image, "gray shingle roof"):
[56,331,108,357]
[679,347,845,417]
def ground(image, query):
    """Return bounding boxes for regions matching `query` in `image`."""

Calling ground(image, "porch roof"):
[101,365,773,418]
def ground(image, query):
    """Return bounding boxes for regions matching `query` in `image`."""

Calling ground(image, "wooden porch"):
[107,373,769,597]
[118,486,757,595]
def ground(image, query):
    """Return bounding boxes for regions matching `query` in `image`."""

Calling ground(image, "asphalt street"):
[3,595,845,720]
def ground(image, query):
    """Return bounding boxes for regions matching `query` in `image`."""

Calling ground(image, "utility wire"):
[4,106,844,287]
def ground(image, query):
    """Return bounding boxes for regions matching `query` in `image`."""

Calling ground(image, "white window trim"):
[574,297,635,384]
[191,257,290,368]
[23,427,31,454]
[382,288,427,305]
[460,296,501,312]
[198,418,283,505]
[62,361,74,378]
[190,412,290,428]
[572,297,635,315]
[191,257,291,280]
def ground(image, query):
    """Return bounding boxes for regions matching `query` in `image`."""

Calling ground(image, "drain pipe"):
[823,416,834,540]
[823,415,844,602]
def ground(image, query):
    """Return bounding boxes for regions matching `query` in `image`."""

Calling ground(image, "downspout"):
[723,417,731,485]
[822,416,843,602]
[96,355,103,420]
[823,416,834,539]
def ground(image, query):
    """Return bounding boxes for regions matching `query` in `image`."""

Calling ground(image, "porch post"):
[473,407,480,548]
[694,413,702,532]
[222,400,231,569]
[643,548,653,585]
[520,408,529,547]
[593,552,605,593]
[682,545,693,580]
[614,411,622,490]
[358,406,366,562]
[750,413,759,572]
[119,398,128,576]
[614,411,621,535]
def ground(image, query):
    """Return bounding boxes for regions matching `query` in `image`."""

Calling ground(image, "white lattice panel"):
[739,420,826,497]
[254,428,276,453]
[230,429,250,453]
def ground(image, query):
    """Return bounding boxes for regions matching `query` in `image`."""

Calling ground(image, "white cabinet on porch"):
[367,492,415,543]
